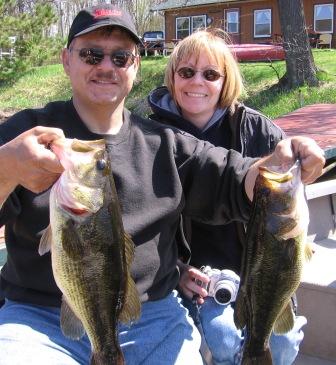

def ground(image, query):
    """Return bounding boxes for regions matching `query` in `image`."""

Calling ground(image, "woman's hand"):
[245,136,325,201]
[178,262,210,305]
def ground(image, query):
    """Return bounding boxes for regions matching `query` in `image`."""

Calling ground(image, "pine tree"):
[0,0,56,83]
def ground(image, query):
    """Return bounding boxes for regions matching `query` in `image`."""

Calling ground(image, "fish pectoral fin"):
[119,274,141,324]
[60,297,85,340]
[305,242,314,261]
[273,301,295,334]
[38,225,53,256]
[233,290,247,330]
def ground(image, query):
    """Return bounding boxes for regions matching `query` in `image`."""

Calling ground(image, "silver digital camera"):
[199,266,240,305]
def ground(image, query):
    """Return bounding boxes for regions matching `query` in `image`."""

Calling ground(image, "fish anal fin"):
[273,301,295,334]
[38,226,53,256]
[60,297,85,340]
[234,290,248,330]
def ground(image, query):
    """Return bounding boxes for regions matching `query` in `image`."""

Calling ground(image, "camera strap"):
[192,295,213,365]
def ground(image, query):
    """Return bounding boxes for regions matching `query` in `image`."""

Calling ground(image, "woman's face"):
[174,52,224,128]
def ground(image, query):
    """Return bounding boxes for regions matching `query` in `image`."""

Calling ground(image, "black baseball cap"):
[67,4,142,48]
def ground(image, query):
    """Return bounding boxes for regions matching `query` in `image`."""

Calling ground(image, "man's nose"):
[97,54,115,68]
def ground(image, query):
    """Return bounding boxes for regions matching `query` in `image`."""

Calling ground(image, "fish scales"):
[234,161,312,365]
[40,138,141,365]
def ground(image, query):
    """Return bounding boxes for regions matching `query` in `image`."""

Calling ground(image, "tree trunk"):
[277,0,318,88]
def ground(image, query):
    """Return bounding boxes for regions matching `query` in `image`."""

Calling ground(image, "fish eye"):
[96,159,107,171]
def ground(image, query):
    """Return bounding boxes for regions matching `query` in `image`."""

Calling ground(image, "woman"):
[148,28,307,365]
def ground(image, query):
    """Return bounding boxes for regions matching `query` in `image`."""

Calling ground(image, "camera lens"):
[214,287,232,305]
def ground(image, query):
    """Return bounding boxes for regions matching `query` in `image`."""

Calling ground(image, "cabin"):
[152,0,335,48]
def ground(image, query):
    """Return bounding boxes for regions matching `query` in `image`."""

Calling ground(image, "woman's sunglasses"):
[70,48,136,68]
[176,67,224,82]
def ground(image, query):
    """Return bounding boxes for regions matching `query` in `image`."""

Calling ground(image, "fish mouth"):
[61,204,90,217]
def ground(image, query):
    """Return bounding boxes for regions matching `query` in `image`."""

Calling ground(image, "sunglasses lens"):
[203,69,221,81]
[177,67,222,81]
[177,67,195,79]
[77,48,135,67]
[79,48,104,65]
[111,51,135,68]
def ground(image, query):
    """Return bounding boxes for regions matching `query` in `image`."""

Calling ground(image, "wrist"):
[0,145,17,203]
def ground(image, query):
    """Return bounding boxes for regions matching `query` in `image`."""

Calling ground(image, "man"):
[0,4,325,365]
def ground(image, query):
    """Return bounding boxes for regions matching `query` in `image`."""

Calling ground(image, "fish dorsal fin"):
[119,232,141,324]
[124,232,135,266]
[60,297,85,340]
[273,300,295,334]
[38,225,53,256]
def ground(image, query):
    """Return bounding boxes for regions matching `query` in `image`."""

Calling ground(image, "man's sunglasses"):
[71,48,136,68]
[176,67,224,82]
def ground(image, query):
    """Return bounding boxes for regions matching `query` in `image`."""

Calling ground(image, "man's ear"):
[61,48,70,76]
[133,55,141,85]
[134,54,140,73]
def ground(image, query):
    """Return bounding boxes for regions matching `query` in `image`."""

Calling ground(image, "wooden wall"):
[163,0,335,46]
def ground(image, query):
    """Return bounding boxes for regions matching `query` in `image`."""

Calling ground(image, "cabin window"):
[192,15,206,33]
[225,10,239,33]
[254,9,271,38]
[176,17,190,39]
[314,4,334,33]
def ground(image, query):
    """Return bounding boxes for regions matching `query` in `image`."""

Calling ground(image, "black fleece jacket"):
[0,99,255,306]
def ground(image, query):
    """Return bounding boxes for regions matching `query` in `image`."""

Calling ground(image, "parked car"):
[140,31,164,56]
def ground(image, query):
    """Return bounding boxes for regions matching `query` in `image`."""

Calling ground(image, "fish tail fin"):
[242,348,273,365]
[91,350,125,365]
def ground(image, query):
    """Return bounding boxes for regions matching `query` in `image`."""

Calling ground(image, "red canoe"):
[228,44,285,62]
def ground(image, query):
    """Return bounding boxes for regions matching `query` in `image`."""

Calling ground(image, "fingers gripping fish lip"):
[50,138,106,170]
[50,137,108,217]
[260,161,309,240]
[259,160,301,186]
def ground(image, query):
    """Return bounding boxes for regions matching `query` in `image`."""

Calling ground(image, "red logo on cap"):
[93,9,122,18]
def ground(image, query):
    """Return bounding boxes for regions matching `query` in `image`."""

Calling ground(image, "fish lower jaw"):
[60,204,92,218]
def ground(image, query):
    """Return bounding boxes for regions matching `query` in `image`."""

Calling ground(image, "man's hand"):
[245,136,325,201]
[178,262,210,305]
[0,127,65,200]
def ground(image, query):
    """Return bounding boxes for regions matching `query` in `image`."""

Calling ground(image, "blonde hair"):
[164,29,243,108]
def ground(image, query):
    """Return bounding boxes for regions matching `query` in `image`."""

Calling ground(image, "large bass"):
[39,138,141,365]
[234,160,312,365]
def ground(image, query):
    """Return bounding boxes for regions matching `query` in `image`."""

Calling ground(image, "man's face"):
[62,28,139,109]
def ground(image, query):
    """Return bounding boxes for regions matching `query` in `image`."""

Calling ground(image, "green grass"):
[0,64,71,110]
[0,49,335,119]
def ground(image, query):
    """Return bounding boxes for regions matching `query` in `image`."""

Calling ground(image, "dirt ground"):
[0,110,15,123]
